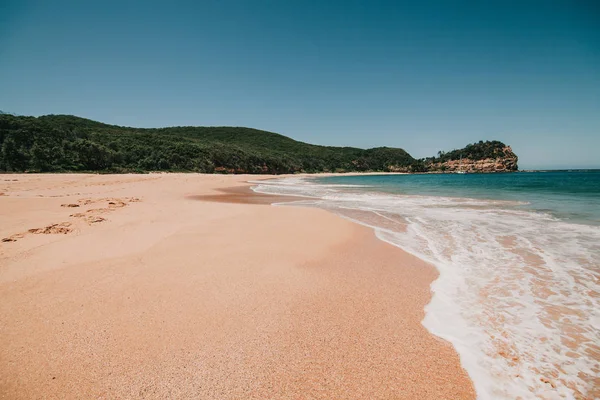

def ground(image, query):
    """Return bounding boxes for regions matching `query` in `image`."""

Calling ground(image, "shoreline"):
[253,174,600,399]
[0,173,475,399]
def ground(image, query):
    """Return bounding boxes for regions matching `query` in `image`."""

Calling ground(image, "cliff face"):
[428,146,518,173]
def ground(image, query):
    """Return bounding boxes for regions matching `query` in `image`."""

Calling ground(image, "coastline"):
[255,173,600,399]
[0,173,474,399]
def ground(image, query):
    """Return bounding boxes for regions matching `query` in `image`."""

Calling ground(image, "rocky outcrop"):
[428,146,518,173]
[386,165,412,173]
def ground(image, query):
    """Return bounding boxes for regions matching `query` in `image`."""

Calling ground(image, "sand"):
[0,173,475,399]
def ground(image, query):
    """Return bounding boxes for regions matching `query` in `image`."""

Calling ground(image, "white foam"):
[252,177,600,400]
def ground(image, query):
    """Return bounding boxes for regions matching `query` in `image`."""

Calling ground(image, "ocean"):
[251,170,600,400]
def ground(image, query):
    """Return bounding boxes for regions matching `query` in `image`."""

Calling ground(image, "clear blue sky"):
[1,1,599,169]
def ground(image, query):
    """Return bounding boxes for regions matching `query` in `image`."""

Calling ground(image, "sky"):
[1,1,599,169]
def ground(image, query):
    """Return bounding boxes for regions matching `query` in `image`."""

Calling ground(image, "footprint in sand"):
[2,234,24,242]
[68,197,140,225]
[2,197,141,243]
[28,222,72,235]
[2,223,72,243]
[70,213,106,224]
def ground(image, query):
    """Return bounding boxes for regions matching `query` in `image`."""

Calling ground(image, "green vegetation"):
[420,140,518,172]
[424,140,510,164]
[0,114,416,173]
[0,114,517,174]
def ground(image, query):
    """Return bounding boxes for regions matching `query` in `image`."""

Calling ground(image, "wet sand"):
[0,173,475,399]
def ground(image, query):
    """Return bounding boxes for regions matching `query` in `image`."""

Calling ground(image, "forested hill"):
[426,140,513,163]
[0,114,416,173]
[0,114,517,174]
[423,140,519,173]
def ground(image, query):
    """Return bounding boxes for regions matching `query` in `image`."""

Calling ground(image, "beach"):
[0,173,474,399]
[254,173,600,399]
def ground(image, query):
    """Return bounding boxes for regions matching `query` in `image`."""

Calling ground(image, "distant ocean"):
[252,170,600,400]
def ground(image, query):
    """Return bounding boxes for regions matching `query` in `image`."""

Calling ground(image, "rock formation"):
[427,146,518,173]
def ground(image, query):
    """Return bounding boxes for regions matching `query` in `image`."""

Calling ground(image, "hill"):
[423,141,519,172]
[0,114,417,174]
[0,114,517,174]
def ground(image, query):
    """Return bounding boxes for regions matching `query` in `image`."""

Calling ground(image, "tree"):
[1,134,29,171]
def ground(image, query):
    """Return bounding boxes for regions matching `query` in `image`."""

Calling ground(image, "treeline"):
[0,114,517,174]
[424,140,510,164]
[0,114,418,174]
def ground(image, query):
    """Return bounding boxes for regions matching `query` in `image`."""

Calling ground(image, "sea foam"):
[252,177,600,400]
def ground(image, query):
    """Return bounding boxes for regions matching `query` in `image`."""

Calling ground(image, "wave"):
[252,177,600,400]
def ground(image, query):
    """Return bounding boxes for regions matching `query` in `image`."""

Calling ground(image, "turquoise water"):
[252,171,600,399]
[317,170,600,225]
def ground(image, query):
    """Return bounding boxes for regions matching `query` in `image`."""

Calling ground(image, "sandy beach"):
[0,173,474,399]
